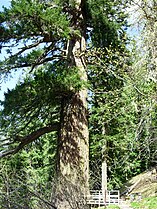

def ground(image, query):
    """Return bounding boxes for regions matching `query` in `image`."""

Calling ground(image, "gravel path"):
[119,200,133,209]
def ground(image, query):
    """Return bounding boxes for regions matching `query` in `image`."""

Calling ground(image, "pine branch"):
[28,190,57,209]
[0,123,59,158]
[10,39,44,58]
[0,55,63,72]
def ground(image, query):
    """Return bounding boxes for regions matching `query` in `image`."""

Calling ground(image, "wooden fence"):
[86,190,120,207]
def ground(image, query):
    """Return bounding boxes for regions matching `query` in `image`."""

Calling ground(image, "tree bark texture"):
[56,1,89,208]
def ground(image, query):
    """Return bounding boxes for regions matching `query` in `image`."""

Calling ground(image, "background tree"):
[129,0,157,168]
[89,0,157,190]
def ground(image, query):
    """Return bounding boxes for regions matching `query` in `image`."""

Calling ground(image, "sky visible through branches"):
[0,0,18,102]
[0,0,140,101]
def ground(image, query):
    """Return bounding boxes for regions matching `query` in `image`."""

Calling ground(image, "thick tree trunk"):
[56,1,89,208]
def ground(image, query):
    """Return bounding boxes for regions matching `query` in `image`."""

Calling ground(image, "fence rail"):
[86,190,120,207]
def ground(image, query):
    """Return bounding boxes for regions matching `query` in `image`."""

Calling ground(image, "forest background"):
[0,0,156,208]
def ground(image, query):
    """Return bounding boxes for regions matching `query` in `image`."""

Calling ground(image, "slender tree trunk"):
[102,125,107,205]
[102,160,107,205]
[56,1,89,208]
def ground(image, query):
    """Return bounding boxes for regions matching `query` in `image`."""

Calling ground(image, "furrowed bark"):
[56,0,89,208]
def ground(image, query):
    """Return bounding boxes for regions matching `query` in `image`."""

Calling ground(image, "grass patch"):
[131,196,157,208]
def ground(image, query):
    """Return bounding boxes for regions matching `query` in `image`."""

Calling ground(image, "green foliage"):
[0,131,57,208]
[88,1,157,189]
[0,0,71,75]
[0,0,70,40]
[131,196,157,209]
[0,63,86,138]
[89,41,157,189]
[87,0,129,48]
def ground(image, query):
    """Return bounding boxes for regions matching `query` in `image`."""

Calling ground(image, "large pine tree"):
[0,0,129,208]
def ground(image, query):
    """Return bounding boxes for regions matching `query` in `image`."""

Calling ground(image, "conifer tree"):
[0,0,129,208]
